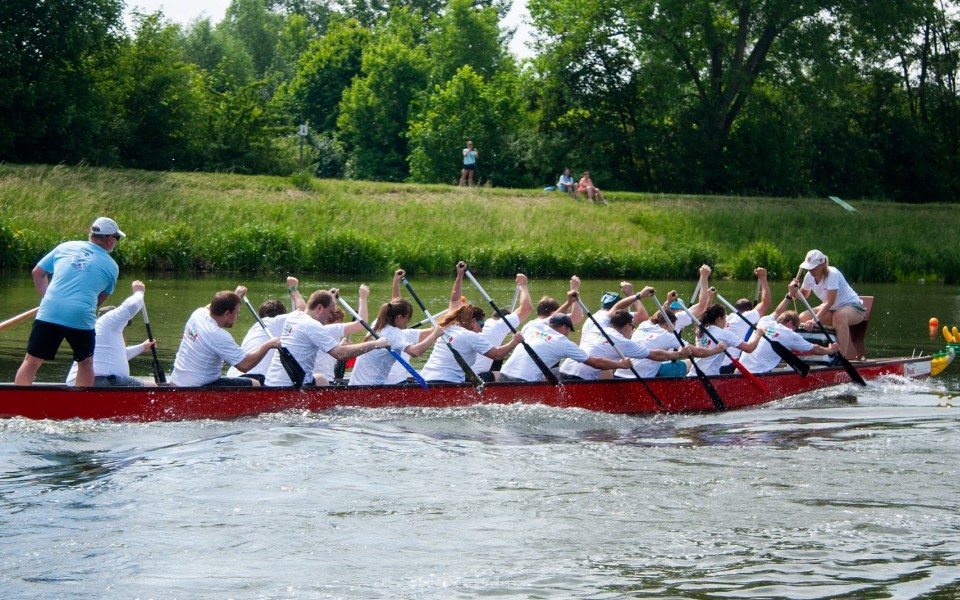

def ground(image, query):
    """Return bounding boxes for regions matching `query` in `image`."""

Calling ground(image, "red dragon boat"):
[0,352,952,422]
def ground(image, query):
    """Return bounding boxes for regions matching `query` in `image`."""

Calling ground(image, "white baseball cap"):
[800,249,826,270]
[90,217,125,238]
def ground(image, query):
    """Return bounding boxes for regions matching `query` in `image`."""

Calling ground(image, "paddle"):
[0,307,39,332]
[139,300,167,384]
[464,270,560,385]
[793,281,866,386]
[753,279,761,307]
[576,297,663,407]
[509,284,521,312]
[652,295,726,410]
[409,307,454,329]
[715,292,810,378]
[677,300,768,393]
[337,297,428,390]
[401,276,484,393]
[241,296,306,389]
[689,279,702,306]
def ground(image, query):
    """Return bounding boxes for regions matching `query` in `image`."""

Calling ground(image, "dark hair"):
[210,291,241,316]
[734,298,752,313]
[697,304,726,338]
[608,310,633,329]
[374,299,413,332]
[536,296,560,317]
[307,290,335,311]
[259,300,286,319]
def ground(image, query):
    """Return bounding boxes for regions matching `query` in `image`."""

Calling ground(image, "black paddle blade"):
[143,321,166,383]
[691,360,726,410]
[451,346,484,393]
[278,346,306,389]
[769,341,810,377]
[835,353,866,386]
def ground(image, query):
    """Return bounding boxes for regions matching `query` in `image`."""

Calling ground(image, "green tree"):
[425,0,507,84]
[220,0,283,78]
[0,0,124,164]
[180,17,256,89]
[337,9,430,181]
[528,0,933,193]
[279,18,371,133]
[408,65,532,186]
[112,12,206,170]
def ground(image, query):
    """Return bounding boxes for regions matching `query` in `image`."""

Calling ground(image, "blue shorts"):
[27,320,95,362]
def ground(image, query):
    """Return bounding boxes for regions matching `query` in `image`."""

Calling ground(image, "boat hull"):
[0,356,940,422]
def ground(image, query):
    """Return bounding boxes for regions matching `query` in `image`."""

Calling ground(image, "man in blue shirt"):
[15,217,123,386]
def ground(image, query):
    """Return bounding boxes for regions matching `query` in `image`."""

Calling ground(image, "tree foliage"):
[4,0,960,201]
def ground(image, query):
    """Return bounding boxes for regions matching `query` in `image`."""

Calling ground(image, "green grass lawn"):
[2,163,958,283]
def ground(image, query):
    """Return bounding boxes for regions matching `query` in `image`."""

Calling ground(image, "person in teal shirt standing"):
[459,140,478,187]
[15,217,123,386]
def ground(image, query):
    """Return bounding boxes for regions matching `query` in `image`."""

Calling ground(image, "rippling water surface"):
[3,374,960,598]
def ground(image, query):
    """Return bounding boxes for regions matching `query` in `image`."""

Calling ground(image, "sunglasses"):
[476,320,486,328]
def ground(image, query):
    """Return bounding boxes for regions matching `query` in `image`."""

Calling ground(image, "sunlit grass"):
[2,162,958,282]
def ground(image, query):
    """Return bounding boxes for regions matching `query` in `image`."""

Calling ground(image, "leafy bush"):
[205,225,305,272]
[732,240,791,280]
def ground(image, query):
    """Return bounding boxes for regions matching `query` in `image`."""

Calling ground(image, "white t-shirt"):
[803,267,861,309]
[473,313,521,372]
[66,291,146,385]
[500,321,588,382]
[226,314,288,378]
[560,326,647,380]
[264,311,339,386]
[615,321,680,379]
[386,329,425,384]
[421,325,494,383]
[311,323,346,383]
[689,325,743,376]
[170,307,247,386]
[348,325,409,386]
[739,316,816,373]
[725,308,760,359]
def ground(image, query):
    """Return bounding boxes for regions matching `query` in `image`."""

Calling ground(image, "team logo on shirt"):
[71,249,93,272]
[185,325,200,342]
[530,330,558,342]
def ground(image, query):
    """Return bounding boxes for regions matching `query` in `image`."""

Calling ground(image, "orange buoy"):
[929,317,939,328]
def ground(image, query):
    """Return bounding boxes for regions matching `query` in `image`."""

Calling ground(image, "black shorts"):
[26,320,96,362]
[462,164,476,171]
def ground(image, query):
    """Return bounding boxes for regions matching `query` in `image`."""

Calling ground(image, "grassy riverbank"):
[2,163,958,283]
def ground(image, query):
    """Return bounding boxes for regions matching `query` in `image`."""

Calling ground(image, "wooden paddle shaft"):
[0,307,39,332]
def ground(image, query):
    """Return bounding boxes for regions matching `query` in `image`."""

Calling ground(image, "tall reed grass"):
[2,163,959,283]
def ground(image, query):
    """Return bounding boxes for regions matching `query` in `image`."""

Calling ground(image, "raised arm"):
[342,284,371,336]
[514,273,533,322]
[392,269,405,300]
[567,275,584,324]
[287,276,306,311]
[448,261,467,311]
[754,267,772,316]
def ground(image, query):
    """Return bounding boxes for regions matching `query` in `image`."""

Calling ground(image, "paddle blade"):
[835,353,866,386]
[691,361,726,410]
[278,346,306,389]
[770,340,810,377]
[389,349,428,390]
[732,358,768,393]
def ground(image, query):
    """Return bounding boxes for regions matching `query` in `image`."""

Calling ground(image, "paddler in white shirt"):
[499,310,632,382]
[65,279,156,387]
[170,286,282,387]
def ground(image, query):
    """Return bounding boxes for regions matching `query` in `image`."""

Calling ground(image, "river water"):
[1,274,959,598]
